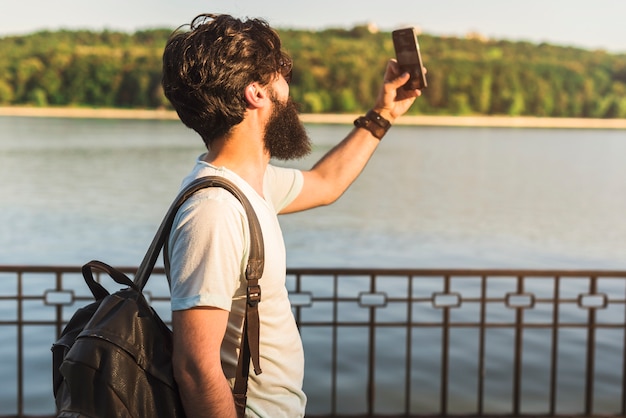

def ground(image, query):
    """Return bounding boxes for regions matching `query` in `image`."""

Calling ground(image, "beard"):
[263,92,312,161]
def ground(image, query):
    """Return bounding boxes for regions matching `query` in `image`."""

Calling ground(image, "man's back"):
[167,158,306,417]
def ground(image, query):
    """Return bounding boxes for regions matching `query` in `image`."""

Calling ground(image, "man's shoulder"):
[264,164,304,212]
[265,163,300,179]
[179,186,246,218]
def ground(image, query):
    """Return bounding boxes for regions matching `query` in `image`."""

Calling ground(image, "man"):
[161,13,422,418]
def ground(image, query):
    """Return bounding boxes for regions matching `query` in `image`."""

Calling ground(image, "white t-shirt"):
[167,155,306,418]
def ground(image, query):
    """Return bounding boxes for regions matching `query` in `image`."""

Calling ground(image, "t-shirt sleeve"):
[264,165,304,213]
[167,190,247,311]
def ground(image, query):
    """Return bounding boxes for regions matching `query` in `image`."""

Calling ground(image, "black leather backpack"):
[52,176,264,418]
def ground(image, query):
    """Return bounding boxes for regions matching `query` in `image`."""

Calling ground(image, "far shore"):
[1,106,626,129]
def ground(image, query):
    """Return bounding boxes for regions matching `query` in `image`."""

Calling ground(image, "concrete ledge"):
[1,106,625,129]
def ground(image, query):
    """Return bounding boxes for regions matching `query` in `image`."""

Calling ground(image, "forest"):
[1,25,625,118]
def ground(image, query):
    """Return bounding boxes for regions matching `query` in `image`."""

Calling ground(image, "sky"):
[1,0,625,53]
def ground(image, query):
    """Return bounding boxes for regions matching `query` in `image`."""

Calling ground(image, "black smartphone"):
[392,27,427,90]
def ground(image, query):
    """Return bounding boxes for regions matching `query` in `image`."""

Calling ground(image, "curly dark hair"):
[162,14,288,147]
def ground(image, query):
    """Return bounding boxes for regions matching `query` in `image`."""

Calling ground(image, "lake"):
[1,115,626,415]
[1,116,625,270]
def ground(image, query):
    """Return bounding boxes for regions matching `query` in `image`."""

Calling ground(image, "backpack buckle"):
[247,285,261,307]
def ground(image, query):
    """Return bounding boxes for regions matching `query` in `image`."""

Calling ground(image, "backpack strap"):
[82,260,137,301]
[133,175,264,415]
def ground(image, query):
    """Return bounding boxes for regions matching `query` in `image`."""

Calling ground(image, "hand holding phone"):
[392,27,427,90]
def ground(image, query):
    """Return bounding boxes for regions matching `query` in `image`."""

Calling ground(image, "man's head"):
[162,14,292,148]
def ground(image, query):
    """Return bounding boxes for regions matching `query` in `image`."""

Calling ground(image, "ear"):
[244,82,269,109]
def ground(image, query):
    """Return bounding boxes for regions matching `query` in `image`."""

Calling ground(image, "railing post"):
[17,271,24,418]
[585,276,598,417]
[512,275,524,415]
[440,275,450,416]
[549,275,561,415]
[477,275,487,416]
[366,273,376,416]
[54,272,64,341]
[404,275,414,415]
[331,273,339,416]
[622,280,626,416]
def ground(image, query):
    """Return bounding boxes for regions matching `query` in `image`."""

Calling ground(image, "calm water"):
[1,116,626,269]
[1,116,626,414]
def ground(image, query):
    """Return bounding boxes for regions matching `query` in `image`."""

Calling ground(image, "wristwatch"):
[353,110,391,140]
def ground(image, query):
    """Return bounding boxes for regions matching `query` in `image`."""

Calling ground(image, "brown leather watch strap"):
[353,110,391,139]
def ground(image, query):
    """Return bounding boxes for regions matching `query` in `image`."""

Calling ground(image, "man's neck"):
[203,127,270,197]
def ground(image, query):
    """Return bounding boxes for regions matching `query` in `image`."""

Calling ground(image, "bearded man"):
[161,13,422,418]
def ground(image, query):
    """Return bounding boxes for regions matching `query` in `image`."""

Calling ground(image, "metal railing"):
[2,265,626,417]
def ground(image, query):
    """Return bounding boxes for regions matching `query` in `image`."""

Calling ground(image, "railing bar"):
[298,298,626,308]
[623,278,626,416]
[6,320,619,328]
[294,273,302,329]
[549,276,561,415]
[585,276,598,416]
[366,274,376,415]
[256,321,624,329]
[477,275,487,415]
[285,268,626,278]
[512,276,524,415]
[17,271,24,417]
[404,275,413,415]
[54,272,63,340]
[330,273,338,416]
[5,265,626,277]
[7,319,623,328]
[440,275,450,415]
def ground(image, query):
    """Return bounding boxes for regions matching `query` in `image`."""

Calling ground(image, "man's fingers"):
[389,71,411,89]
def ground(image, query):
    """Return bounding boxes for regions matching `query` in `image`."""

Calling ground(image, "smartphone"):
[392,27,427,90]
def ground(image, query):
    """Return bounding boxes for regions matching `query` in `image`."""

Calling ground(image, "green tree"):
[1,26,625,117]
[14,57,44,102]
[0,78,14,104]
